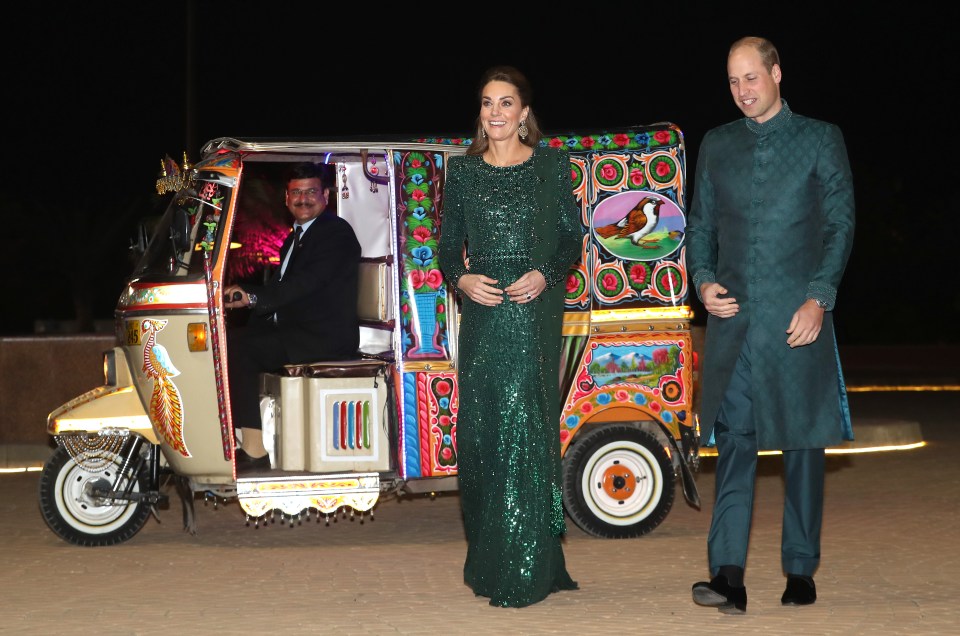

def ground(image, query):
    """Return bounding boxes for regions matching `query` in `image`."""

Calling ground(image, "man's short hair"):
[285,162,334,189]
[730,36,780,73]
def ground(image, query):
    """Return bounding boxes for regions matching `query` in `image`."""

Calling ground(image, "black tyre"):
[38,446,151,546]
[562,424,676,538]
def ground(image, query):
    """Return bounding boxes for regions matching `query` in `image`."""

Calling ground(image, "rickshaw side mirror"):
[171,208,192,253]
[129,216,158,265]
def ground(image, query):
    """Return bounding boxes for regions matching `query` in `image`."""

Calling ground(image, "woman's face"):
[479,80,528,142]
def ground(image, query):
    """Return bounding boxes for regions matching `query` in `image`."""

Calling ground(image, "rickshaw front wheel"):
[38,446,152,546]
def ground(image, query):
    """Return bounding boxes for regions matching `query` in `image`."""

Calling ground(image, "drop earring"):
[518,120,528,140]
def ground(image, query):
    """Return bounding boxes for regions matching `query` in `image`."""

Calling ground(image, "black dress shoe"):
[234,448,271,474]
[692,575,747,614]
[781,575,816,605]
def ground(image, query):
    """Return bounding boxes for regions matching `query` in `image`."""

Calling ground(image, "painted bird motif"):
[595,196,664,245]
[141,319,190,457]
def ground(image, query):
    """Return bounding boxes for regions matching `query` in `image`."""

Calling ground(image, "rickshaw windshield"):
[133,173,233,280]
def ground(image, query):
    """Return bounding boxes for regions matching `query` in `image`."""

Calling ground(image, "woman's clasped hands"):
[458,270,546,306]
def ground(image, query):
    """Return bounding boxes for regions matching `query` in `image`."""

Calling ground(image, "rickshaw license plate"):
[125,320,141,345]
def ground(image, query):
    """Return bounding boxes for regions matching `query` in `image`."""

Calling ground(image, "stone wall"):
[0,335,115,446]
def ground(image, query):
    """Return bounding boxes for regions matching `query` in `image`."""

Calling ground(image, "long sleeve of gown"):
[534,151,582,289]
[438,156,468,289]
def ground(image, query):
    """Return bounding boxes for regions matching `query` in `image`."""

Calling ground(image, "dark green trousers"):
[707,340,825,578]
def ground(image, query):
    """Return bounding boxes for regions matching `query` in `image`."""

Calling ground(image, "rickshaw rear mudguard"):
[558,316,701,509]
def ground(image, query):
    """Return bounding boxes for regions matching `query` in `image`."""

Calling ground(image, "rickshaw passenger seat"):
[281,257,394,378]
[356,257,393,327]
[267,257,395,473]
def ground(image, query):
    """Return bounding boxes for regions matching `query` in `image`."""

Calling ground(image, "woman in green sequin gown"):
[438,66,582,607]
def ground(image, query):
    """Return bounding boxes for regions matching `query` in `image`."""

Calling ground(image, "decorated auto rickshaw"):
[39,124,701,546]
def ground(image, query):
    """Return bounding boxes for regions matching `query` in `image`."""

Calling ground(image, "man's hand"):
[223,285,251,309]
[701,282,739,318]
[458,273,503,306]
[786,299,825,348]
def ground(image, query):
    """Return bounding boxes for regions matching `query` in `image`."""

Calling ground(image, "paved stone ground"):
[1,389,957,635]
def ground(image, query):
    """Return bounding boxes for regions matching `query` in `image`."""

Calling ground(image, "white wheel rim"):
[579,439,663,526]
[54,455,141,534]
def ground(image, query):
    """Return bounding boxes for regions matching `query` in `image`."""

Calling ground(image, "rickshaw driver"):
[223,162,362,473]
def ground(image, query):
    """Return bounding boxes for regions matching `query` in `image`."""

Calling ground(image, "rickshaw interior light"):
[188,323,208,352]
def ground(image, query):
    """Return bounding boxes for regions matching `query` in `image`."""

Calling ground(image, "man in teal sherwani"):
[686,36,855,614]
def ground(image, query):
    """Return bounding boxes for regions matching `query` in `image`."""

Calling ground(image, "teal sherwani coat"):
[687,101,855,451]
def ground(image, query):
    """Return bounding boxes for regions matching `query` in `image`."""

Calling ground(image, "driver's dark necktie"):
[289,225,303,265]
[274,225,304,323]
[281,226,302,276]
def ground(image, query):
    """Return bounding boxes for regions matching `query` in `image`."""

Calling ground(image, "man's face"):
[285,177,328,224]
[727,45,782,124]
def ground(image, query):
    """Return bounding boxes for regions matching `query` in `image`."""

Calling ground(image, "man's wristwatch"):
[813,298,828,309]
[247,293,258,307]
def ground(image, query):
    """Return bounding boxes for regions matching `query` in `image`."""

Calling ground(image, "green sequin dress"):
[439,146,582,607]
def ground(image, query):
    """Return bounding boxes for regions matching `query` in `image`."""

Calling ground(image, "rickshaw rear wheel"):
[562,424,675,538]
[38,446,152,546]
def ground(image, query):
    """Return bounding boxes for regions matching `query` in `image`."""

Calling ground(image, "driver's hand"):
[223,285,249,309]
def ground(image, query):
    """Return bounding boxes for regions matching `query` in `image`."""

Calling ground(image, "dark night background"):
[3,4,957,344]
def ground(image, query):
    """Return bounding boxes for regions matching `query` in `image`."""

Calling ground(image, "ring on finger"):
[526,293,532,300]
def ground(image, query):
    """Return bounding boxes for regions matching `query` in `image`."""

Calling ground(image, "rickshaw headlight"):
[103,350,117,386]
